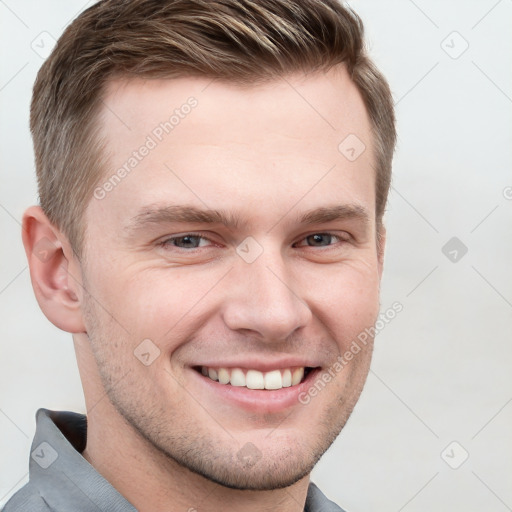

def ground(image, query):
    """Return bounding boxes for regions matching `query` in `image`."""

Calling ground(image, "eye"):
[160,234,212,249]
[294,233,346,248]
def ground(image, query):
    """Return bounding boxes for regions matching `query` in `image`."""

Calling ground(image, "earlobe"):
[22,206,86,334]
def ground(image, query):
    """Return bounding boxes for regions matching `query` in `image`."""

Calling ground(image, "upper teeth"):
[200,367,305,390]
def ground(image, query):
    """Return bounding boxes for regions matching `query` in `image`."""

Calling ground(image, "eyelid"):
[157,230,351,250]
[158,232,218,249]
[293,232,350,248]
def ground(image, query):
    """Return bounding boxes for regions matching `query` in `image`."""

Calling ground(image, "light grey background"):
[1,0,511,510]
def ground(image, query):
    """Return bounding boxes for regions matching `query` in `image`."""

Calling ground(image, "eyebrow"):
[124,203,370,235]
[125,204,243,233]
[298,204,370,226]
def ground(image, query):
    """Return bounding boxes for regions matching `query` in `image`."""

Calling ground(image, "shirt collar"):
[30,408,343,512]
[29,408,136,512]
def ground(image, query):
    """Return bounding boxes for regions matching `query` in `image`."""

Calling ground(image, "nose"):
[221,249,312,341]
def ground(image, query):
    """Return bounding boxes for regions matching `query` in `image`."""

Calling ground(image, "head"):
[24,0,396,493]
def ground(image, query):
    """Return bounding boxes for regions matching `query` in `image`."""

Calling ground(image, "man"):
[4,0,396,510]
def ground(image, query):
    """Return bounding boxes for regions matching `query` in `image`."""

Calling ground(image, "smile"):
[197,366,313,390]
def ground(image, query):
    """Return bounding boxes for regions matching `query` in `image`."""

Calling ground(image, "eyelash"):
[159,232,349,251]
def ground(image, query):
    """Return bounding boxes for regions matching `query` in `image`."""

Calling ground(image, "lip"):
[189,357,321,373]
[188,365,322,414]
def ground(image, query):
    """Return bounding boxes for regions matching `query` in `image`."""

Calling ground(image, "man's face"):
[78,65,383,490]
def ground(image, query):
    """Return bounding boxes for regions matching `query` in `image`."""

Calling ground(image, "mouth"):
[193,366,315,390]
[189,362,323,413]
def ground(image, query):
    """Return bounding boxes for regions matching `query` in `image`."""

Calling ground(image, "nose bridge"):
[222,245,312,340]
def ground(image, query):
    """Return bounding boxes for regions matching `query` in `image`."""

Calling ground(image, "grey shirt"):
[3,408,346,511]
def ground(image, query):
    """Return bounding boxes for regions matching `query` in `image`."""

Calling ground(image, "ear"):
[377,223,386,279]
[22,206,86,333]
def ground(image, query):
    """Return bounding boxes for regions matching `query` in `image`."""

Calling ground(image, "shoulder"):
[2,482,51,512]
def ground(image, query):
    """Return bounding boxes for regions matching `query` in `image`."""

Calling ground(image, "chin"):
[170,441,319,491]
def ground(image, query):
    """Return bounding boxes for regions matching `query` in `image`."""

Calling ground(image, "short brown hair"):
[31,0,396,255]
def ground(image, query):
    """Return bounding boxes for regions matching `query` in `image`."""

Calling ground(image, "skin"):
[23,63,385,512]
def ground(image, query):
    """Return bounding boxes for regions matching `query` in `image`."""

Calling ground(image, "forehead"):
[90,65,375,231]
[99,65,372,160]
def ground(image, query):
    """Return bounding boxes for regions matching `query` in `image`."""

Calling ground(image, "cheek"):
[89,263,224,348]
[303,260,381,345]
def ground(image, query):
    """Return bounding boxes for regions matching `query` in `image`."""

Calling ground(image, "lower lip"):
[190,368,321,414]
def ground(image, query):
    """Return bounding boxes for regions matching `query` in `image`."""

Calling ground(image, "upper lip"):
[190,357,321,372]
